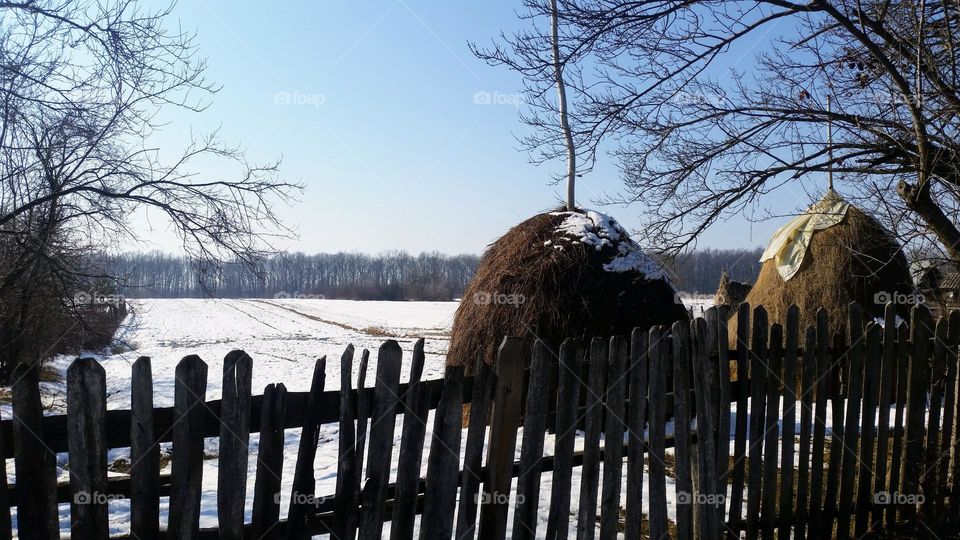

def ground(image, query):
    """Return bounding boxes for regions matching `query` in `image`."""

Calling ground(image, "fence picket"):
[286,357,327,540]
[672,321,695,540]
[692,318,721,540]
[250,383,288,540]
[130,357,159,540]
[599,336,627,540]
[625,329,649,540]
[807,309,829,537]
[332,344,358,540]
[922,317,949,520]
[949,311,960,527]
[715,306,732,511]
[545,339,581,540]
[778,307,799,540]
[872,304,897,530]
[854,324,881,537]
[167,355,208,540]
[794,326,816,540]
[575,337,609,540]
[821,331,847,538]
[900,305,932,524]
[218,350,252,540]
[727,303,751,536]
[456,356,494,540]
[356,349,371,475]
[478,337,526,540]
[761,324,783,538]
[648,325,670,540]
[513,341,552,540]
[745,306,768,540]
[391,339,429,540]
[886,323,910,527]
[11,362,58,540]
[421,365,465,540]
[837,304,867,538]
[67,359,109,540]
[358,341,403,540]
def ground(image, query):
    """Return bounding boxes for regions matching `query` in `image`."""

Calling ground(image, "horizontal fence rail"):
[0,302,956,539]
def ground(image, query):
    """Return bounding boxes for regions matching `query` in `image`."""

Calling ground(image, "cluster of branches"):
[0,1,299,373]
[474,1,960,266]
[108,251,481,301]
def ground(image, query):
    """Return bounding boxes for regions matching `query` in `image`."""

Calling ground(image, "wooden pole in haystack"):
[550,0,576,211]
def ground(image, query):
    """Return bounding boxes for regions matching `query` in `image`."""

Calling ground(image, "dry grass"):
[448,211,688,371]
[729,205,913,346]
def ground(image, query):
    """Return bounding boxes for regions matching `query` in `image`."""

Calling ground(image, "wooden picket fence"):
[0,302,958,539]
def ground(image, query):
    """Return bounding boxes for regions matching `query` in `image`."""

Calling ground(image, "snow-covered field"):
[11,295,757,538]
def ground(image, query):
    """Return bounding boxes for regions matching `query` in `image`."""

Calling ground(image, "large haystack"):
[730,190,913,344]
[447,209,689,370]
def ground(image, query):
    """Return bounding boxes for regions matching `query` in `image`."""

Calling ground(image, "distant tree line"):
[665,247,765,295]
[108,247,763,301]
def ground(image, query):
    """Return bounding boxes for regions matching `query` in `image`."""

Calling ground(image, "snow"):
[551,209,670,280]
[5,294,751,537]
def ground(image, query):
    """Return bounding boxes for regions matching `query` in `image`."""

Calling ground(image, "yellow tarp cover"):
[760,189,850,281]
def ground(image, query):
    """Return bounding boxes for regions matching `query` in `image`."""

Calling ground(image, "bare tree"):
[0,1,300,373]
[473,1,960,266]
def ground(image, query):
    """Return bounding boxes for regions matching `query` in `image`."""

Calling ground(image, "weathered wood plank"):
[794,326,816,540]
[728,303,751,536]
[576,337,609,540]
[921,317,948,520]
[761,323,783,539]
[820,330,847,538]
[692,318,721,540]
[355,349,371,477]
[286,357,327,540]
[11,362,58,540]
[67,359,109,540]
[599,336,627,540]
[837,304,866,538]
[250,383,288,540]
[648,326,670,540]
[672,321,695,540]
[854,323,881,537]
[808,309,830,537]
[358,341,403,540]
[715,306,732,509]
[871,304,897,530]
[478,337,527,540]
[886,323,910,527]
[948,311,960,527]
[778,306,799,540]
[218,350,252,540]
[391,339,429,540]
[745,306,768,540]
[545,339,581,540]
[130,357,159,540]
[168,355,208,540]
[625,329,649,540]
[455,355,494,540]
[332,345,358,540]
[900,305,932,524]
[421,365,465,540]
[513,341,551,540]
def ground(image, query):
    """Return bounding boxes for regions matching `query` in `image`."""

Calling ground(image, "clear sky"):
[139,0,819,256]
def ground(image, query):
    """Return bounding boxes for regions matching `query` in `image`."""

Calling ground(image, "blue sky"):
[139,0,816,256]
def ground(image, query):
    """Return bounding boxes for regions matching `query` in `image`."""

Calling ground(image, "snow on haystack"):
[551,209,669,279]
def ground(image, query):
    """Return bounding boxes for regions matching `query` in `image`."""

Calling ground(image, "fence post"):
[778,307,799,540]
[218,350,252,540]
[11,361,59,540]
[421,365,465,539]
[871,303,898,530]
[837,303,866,537]
[625,329,649,540]
[727,303,751,537]
[855,323,882,536]
[67,358,108,540]
[391,340,429,540]
[745,306,768,539]
[456,355,495,540]
[692,318,721,540]
[671,321,695,540]
[513,340,552,540]
[250,383,288,540]
[647,326,670,539]
[576,337,609,540]
[901,305,932,525]
[478,337,526,540]
[544,339,580,540]
[599,335,627,540]
[167,355,208,540]
[332,345,358,540]
[130,357,159,540]
[286,357,327,540]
